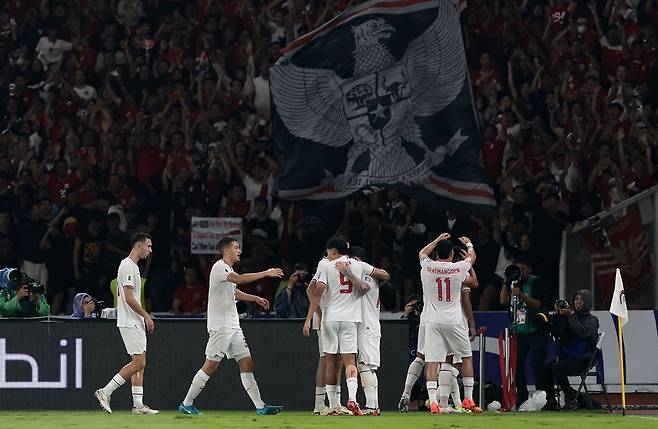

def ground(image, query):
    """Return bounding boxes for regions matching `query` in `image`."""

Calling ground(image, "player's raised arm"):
[227,268,283,285]
[419,232,451,260]
[458,236,477,266]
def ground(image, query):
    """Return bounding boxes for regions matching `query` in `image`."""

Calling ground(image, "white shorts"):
[321,321,357,354]
[119,324,147,356]
[417,323,426,356]
[205,327,251,362]
[447,324,471,363]
[315,329,325,358]
[357,325,380,369]
[425,322,472,363]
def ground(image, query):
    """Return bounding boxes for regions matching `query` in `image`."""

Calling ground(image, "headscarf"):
[71,293,92,319]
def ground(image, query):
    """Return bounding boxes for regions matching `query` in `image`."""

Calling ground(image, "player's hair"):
[131,232,151,248]
[325,237,348,255]
[217,237,238,257]
[435,239,454,260]
[348,246,367,261]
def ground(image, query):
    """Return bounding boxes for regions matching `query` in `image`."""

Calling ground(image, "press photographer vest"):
[512,275,539,335]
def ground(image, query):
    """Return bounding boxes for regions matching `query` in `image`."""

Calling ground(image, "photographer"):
[70,292,98,319]
[499,254,548,408]
[397,293,425,411]
[537,290,599,410]
[0,269,50,317]
[274,264,310,318]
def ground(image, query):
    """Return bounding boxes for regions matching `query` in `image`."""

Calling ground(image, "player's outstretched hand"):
[255,296,270,310]
[303,319,312,337]
[266,268,284,278]
[437,233,451,241]
[145,314,155,333]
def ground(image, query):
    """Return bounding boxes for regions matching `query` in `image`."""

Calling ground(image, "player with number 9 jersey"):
[316,255,374,324]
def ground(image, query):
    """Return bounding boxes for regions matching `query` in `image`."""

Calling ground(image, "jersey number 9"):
[339,273,353,294]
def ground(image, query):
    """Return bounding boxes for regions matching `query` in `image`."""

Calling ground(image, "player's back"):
[207,259,240,331]
[116,257,143,327]
[420,256,471,325]
[321,255,373,323]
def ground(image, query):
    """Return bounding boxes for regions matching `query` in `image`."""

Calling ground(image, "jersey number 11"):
[436,278,451,302]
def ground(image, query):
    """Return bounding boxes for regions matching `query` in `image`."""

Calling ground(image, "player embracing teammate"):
[304,238,389,416]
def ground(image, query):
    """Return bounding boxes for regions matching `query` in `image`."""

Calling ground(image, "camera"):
[505,264,522,284]
[27,281,45,295]
[412,300,424,315]
[296,270,311,285]
[554,299,570,310]
[91,299,105,318]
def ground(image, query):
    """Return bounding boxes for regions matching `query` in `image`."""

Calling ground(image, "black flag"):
[271,0,495,214]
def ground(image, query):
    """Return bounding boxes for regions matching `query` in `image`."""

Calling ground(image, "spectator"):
[274,264,310,318]
[70,292,96,319]
[172,267,208,315]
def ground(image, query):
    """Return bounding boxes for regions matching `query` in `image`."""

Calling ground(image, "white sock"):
[346,377,358,402]
[463,377,475,401]
[335,385,341,406]
[132,386,144,409]
[326,385,338,410]
[358,363,376,408]
[183,369,210,407]
[314,386,327,411]
[450,375,462,408]
[102,373,126,397]
[427,380,438,405]
[402,357,425,398]
[439,366,452,408]
[240,372,265,409]
[372,371,379,409]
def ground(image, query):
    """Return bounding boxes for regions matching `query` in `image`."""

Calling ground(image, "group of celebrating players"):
[92,231,483,416]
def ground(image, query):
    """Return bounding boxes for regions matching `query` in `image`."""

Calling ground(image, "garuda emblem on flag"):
[271,0,495,213]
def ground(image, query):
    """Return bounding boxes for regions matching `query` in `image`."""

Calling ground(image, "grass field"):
[1,410,656,429]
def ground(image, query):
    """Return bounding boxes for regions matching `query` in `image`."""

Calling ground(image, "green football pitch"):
[1,410,656,429]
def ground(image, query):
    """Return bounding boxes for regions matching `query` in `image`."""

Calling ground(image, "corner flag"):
[609,268,628,415]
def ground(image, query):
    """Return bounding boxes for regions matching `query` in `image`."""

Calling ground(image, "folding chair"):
[575,332,612,411]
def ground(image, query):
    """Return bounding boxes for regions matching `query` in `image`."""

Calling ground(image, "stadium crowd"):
[0,0,655,317]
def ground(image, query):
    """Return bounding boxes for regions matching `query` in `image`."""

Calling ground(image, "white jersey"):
[316,255,374,323]
[116,257,144,328]
[360,274,380,336]
[311,258,330,330]
[207,259,240,332]
[420,255,472,325]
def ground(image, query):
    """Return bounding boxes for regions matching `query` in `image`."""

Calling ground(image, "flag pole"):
[618,316,626,416]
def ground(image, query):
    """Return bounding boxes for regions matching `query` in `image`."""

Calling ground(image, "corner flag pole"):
[618,317,626,416]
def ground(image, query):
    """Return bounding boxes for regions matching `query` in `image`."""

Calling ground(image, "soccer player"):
[304,237,388,416]
[349,246,389,415]
[398,298,427,412]
[445,246,482,413]
[420,233,476,414]
[178,237,284,415]
[94,233,158,414]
